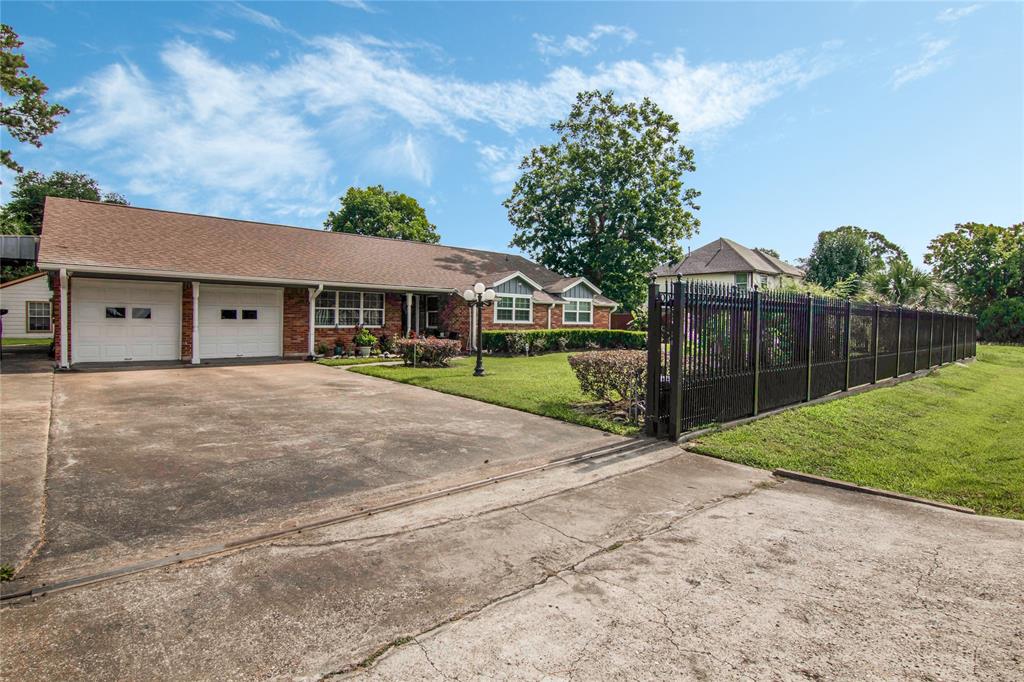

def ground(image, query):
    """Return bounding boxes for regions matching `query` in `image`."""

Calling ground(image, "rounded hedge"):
[482,329,646,353]
[978,297,1024,344]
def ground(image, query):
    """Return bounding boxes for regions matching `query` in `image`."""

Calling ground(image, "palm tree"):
[867,260,950,308]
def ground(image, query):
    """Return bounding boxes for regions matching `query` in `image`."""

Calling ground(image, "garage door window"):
[242,309,258,320]
[315,291,385,328]
[105,306,126,319]
[27,301,52,332]
[221,309,238,320]
[132,307,152,320]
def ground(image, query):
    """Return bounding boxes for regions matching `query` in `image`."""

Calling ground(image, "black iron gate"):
[645,279,978,440]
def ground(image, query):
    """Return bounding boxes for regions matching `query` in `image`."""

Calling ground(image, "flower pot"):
[357,346,372,357]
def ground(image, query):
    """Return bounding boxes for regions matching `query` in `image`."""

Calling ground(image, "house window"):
[27,301,51,332]
[563,299,593,324]
[105,306,126,319]
[315,291,386,328]
[495,295,532,323]
[425,295,440,329]
[759,274,769,289]
[734,273,748,294]
[131,307,152,320]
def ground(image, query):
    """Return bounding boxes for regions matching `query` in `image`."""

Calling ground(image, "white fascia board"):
[35,262,453,294]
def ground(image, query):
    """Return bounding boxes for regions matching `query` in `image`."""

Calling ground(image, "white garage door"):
[72,279,181,364]
[198,285,282,359]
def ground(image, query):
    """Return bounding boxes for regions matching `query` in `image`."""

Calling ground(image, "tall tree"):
[324,185,440,243]
[925,221,1024,313]
[1,24,69,174]
[755,247,781,258]
[866,259,950,308]
[504,90,700,311]
[803,226,875,289]
[1,170,128,235]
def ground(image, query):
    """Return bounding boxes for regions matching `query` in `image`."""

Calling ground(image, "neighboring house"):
[653,238,804,293]
[36,198,617,367]
[0,272,53,339]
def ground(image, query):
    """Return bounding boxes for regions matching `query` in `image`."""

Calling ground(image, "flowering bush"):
[394,337,462,366]
[567,351,646,412]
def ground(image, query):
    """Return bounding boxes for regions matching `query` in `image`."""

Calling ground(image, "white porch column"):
[191,282,200,364]
[58,268,69,368]
[405,293,413,336]
[308,284,323,357]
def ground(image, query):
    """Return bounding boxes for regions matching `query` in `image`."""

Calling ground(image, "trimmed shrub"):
[482,329,645,354]
[394,337,462,366]
[978,297,1024,344]
[567,350,647,410]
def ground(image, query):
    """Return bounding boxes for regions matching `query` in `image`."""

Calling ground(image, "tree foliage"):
[504,90,701,311]
[925,222,1024,314]
[755,247,780,258]
[977,297,1024,344]
[323,185,440,243]
[1,24,69,174]
[803,227,874,289]
[865,259,951,309]
[1,170,128,235]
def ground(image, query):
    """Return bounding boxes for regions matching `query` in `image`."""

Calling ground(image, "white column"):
[307,285,322,357]
[191,282,200,364]
[405,293,413,336]
[58,268,69,368]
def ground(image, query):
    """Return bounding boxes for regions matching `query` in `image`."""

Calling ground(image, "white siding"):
[0,274,53,338]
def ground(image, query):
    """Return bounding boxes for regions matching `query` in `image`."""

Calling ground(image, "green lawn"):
[317,356,401,367]
[351,353,638,435]
[690,345,1024,519]
[1,337,51,346]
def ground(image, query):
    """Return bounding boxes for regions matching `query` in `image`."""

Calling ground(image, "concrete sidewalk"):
[0,346,53,571]
[3,448,1021,680]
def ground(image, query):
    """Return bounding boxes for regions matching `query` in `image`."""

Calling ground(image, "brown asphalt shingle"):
[38,198,616,306]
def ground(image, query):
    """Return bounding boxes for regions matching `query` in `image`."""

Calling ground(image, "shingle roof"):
[38,198,618,306]
[654,238,803,279]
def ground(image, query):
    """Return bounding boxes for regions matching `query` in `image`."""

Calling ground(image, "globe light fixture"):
[464,282,496,376]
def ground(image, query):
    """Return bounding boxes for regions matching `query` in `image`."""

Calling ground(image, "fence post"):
[751,288,762,416]
[940,312,946,365]
[928,311,934,367]
[895,306,902,377]
[668,279,684,440]
[644,279,660,437]
[805,295,814,402]
[844,299,852,391]
[872,304,880,384]
[953,315,958,361]
[914,309,920,372]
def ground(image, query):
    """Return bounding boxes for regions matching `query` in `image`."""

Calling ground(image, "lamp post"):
[462,282,496,376]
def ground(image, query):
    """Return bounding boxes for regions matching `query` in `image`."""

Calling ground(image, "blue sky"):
[3,1,1021,266]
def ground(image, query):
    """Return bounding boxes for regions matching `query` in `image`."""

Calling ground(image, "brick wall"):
[595,306,612,329]
[51,273,69,365]
[283,287,310,357]
[181,282,194,360]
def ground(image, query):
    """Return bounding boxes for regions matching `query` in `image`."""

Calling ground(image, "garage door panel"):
[198,286,283,359]
[71,279,181,364]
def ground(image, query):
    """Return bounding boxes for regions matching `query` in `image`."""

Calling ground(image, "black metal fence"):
[645,280,977,439]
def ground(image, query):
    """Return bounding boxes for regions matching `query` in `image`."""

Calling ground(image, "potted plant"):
[353,327,377,357]
[334,338,345,357]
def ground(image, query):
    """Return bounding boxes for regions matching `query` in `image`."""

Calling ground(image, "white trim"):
[37,262,454,295]
[59,269,68,368]
[405,293,413,337]
[191,282,200,364]
[550,277,602,296]
[25,300,52,333]
[491,271,544,291]
[493,293,533,324]
[313,289,385,329]
[308,283,323,356]
[561,298,593,325]
[547,303,554,330]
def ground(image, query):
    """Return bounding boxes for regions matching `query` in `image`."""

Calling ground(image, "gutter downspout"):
[308,284,324,358]
[547,303,554,330]
[191,282,200,364]
[58,268,69,368]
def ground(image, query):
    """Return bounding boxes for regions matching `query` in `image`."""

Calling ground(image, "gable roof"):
[654,238,803,279]
[0,271,47,289]
[34,198,588,299]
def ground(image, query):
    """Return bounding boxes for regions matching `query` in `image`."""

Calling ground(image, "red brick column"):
[50,272,70,365]
[283,287,310,357]
[181,282,194,360]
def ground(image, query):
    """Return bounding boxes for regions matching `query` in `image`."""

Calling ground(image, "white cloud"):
[891,38,953,89]
[60,42,332,219]
[19,35,56,54]
[533,24,637,57]
[935,4,982,23]
[368,134,433,185]
[331,0,379,13]
[57,35,835,222]
[174,25,236,42]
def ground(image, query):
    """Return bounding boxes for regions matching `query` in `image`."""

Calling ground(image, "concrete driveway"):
[15,360,621,583]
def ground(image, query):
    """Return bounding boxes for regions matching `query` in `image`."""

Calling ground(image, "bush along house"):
[36,197,618,367]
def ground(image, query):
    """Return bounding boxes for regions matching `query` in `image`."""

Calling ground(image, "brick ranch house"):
[37,198,618,368]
